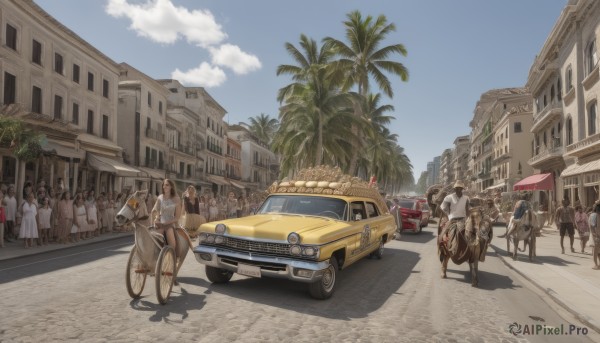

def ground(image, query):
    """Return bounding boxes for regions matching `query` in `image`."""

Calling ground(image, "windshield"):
[257,195,349,220]
[398,201,417,210]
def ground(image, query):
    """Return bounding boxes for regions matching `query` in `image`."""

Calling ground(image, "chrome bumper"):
[193,245,331,283]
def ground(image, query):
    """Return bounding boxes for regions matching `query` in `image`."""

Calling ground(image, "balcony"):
[566,132,600,158]
[582,65,599,91]
[531,102,562,133]
[528,144,564,168]
[145,128,165,142]
[492,151,511,165]
[172,144,195,156]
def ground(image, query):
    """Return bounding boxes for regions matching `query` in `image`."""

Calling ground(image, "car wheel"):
[423,216,429,228]
[205,266,233,283]
[308,257,338,299]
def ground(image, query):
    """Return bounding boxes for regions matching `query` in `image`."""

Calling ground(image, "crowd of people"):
[0,179,265,249]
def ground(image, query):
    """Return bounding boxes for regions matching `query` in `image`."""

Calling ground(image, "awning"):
[513,173,554,191]
[87,153,141,177]
[561,160,600,177]
[137,167,165,180]
[485,182,506,191]
[229,180,246,189]
[206,175,228,185]
[42,141,85,159]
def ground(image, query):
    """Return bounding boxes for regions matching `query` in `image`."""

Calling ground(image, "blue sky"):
[34,0,567,181]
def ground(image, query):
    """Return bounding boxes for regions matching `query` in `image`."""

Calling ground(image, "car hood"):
[198,214,353,244]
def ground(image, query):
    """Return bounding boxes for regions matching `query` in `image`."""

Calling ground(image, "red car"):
[397,198,430,233]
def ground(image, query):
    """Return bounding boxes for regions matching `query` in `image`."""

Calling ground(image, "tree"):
[0,117,45,161]
[416,171,429,194]
[241,113,279,145]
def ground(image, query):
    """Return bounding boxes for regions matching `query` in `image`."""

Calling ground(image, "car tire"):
[373,238,384,259]
[308,257,338,300]
[206,266,233,283]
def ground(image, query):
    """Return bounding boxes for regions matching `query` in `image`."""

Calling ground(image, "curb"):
[0,232,134,262]
[490,243,600,335]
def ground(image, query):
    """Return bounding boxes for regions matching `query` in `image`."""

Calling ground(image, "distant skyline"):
[34,0,568,180]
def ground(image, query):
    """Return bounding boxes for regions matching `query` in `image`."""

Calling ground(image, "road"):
[1,224,598,343]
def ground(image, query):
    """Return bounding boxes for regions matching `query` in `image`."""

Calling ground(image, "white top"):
[38,207,52,229]
[441,193,469,220]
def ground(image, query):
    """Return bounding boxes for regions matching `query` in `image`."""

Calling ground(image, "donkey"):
[115,190,193,283]
[506,208,536,261]
[438,207,493,287]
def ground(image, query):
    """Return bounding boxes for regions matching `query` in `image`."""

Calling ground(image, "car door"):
[348,201,372,263]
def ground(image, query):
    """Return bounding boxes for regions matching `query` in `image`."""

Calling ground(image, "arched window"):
[557,78,562,101]
[567,117,573,145]
[566,66,573,92]
[589,101,598,136]
[543,95,547,107]
[550,85,555,102]
[587,39,598,75]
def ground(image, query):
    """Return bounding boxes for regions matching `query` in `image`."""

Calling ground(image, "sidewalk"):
[0,231,133,261]
[490,223,600,334]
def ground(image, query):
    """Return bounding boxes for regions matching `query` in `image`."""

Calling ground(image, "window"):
[73,64,80,83]
[3,72,16,104]
[32,86,42,113]
[550,85,555,102]
[72,103,79,125]
[366,202,379,218]
[566,66,573,92]
[102,115,109,139]
[587,39,598,75]
[557,79,562,101]
[589,102,598,136]
[102,79,109,98]
[54,53,63,75]
[148,92,152,107]
[5,24,17,50]
[32,40,42,65]
[159,101,163,114]
[567,117,573,145]
[87,72,94,91]
[87,110,94,134]
[514,122,522,133]
[543,95,547,107]
[54,95,63,120]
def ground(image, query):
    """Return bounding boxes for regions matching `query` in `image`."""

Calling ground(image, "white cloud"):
[171,62,227,87]
[106,0,227,47]
[209,44,262,75]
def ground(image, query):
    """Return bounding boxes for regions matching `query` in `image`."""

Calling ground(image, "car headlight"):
[206,235,215,243]
[214,236,224,244]
[198,233,208,242]
[215,223,227,234]
[290,245,302,255]
[287,232,300,244]
[303,246,316,256]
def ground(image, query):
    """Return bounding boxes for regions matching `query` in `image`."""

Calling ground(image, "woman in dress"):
[575,205,590,253]
[226,191,238,219]
[151,179,181,255]
[37,197,52,245]
[181,186,204,238]
[57,192,73,244]
[72,194,87,242]
[97,193,107,234]
[105,192,115,233]
[47,188,59,243]
[208,196,219,222]
[85,191,99,238]
[19,192,38,248]
[114,193,125,232]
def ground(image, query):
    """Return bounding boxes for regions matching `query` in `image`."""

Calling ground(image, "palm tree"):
[324,11,409,175]
[0,117,45,161]
[276,34,354,172]
[241,113,279,145]
[324,10,409,98]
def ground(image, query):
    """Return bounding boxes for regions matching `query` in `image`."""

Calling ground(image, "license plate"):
[237,263,261,278]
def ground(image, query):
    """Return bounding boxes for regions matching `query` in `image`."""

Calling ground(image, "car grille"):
[222,237,291,255]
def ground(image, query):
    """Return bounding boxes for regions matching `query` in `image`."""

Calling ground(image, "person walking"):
[588,204,600,270]
[555,198,576,254]
[3,186,17,241]
[575,205,590,253]
[226,191,238,219]
[19,192,39,248]
[57,192,73,244]
[181,186,204,238]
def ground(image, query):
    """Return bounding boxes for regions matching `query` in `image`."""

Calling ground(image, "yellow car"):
[194,170,397,299]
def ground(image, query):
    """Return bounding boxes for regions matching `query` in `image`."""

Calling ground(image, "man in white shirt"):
[440,180,470,221]
[3,186,18,241]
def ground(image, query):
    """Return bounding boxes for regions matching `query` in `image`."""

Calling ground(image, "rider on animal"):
[503,192,531,238]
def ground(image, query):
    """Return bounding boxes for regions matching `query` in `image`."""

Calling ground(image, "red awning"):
[513,173,554,191]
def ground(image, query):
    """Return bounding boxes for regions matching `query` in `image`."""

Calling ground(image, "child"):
[38,197,52,245]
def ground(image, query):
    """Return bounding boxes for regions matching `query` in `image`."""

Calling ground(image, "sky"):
[34,0,568,181]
